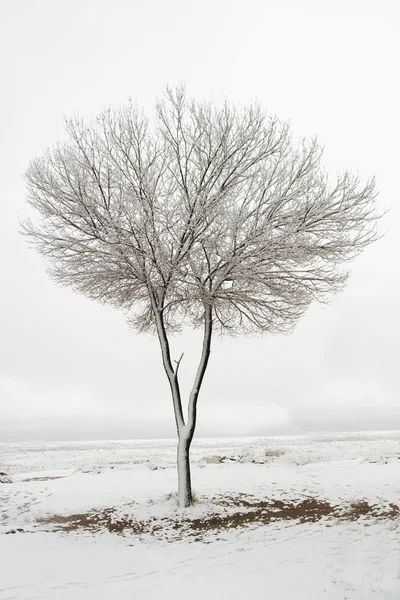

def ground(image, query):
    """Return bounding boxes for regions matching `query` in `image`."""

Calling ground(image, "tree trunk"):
[151,292,212,509]
[177,431,193,507]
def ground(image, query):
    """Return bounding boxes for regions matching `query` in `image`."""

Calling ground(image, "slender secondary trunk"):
[176,305,212,507]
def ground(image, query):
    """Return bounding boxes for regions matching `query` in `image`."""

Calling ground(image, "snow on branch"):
[22,86,380,336]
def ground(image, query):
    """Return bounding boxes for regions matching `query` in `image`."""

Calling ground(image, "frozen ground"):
[1,431,400,599]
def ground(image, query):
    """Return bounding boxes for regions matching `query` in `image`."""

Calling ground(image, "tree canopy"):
[24,89,378,337]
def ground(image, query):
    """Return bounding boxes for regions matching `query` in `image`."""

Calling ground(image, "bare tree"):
[22,87,379,507]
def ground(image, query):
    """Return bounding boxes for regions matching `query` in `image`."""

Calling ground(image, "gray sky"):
[1,0,399,442]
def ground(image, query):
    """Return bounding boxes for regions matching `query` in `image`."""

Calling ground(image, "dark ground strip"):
[30,495,400,540]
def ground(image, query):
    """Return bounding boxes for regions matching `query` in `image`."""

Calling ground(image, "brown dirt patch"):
[36,495,400,540]
[340,500,400,521]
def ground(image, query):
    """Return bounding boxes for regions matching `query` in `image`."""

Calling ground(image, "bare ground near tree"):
[28,494,400,542]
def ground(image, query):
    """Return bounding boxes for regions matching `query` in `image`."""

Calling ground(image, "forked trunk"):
[177,432,193,507]
[152,292,213,509]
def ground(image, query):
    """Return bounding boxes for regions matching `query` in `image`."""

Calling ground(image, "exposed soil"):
[36,495,400,541]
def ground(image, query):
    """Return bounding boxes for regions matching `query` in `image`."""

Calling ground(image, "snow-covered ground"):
[1,431,400,599]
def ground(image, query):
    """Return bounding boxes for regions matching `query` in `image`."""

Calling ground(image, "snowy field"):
[1,431,400,599]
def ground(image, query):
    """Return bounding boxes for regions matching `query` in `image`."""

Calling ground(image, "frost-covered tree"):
[23,87,379,507]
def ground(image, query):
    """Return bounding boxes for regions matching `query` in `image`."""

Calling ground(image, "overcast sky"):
[0,0,399,442]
